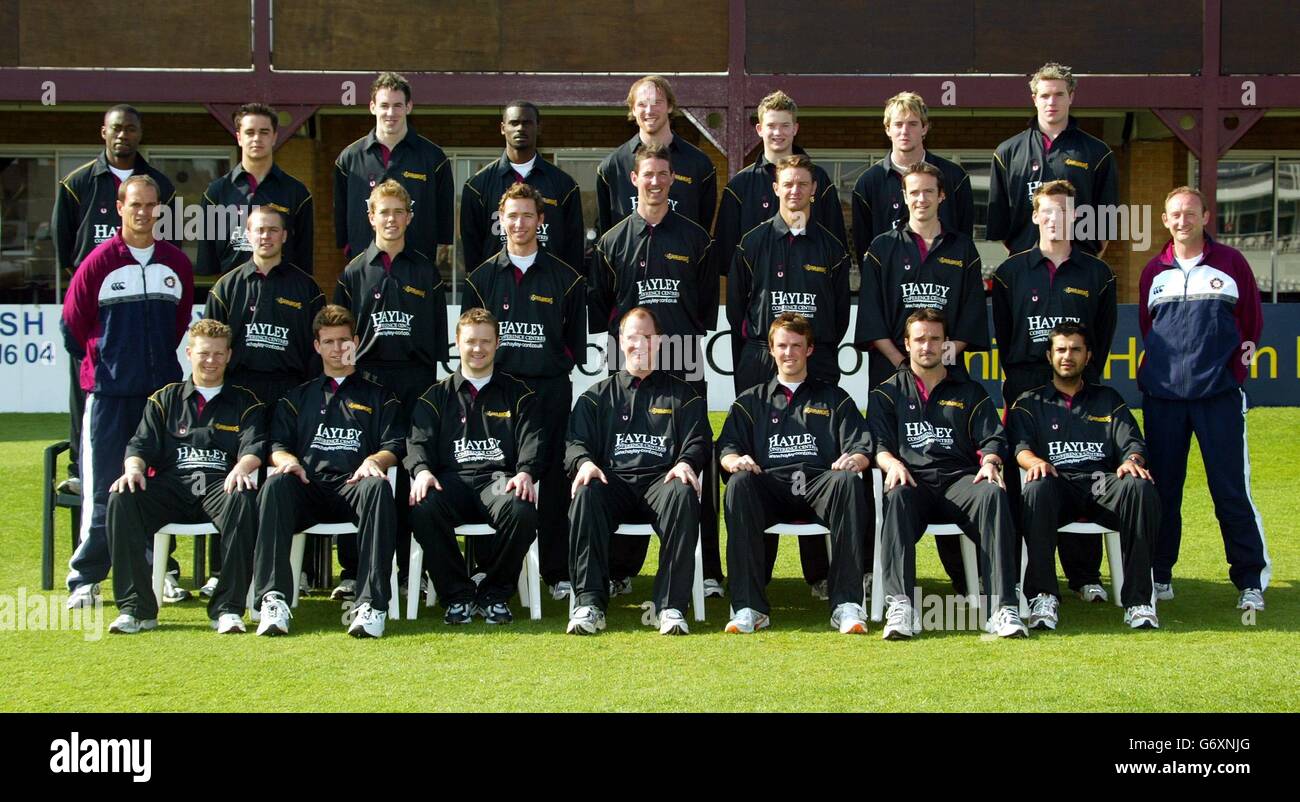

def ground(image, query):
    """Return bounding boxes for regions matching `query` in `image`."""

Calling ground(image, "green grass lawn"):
[1,411,1295,712]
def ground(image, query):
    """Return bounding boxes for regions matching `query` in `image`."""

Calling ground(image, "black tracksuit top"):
[718,376,872,483]
[595,133,717,236]
[854,227,989,352]
[728,214,850,350]
[405,370,543,480]
[592,210,715,338]
[565,370,711,483]
[204,260,325,381]
[271,373,404,484]
[126,379,266,477]
[335,244,449,370]
[53,151,176,273]
[464,249,587,379]
[1008,381,1146,475]
[987,116,1119,256]
[715,149,848,275]
[197,163,314,276]
[991,246,1116,378]
[460,153,586,271]
[852,151,973,262]
[869,365,1006,487]
[333,127,454,258]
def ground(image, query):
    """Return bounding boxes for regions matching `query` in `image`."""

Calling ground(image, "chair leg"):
[389,556,400,619]
[527,540,541,620]
[406,538,423,620]
[1105,531,1124,608]
[692,533,705,623]
[958,536,980,612]
[151,531,170,612]
[288,533,306,608]
[870,470,885,621]
[1018,540,1030,618]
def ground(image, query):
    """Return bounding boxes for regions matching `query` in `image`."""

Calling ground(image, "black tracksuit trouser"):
[570,472,701,614]
[881,473,1018,608]
[1021,471,1158,607]
[107,472,258,620]
[255,473,396,610]
[410,471,538,607]
[723,469,868,616]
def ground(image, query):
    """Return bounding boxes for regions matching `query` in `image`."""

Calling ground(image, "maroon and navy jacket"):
[62,233,194,397]
[1138,235,1263,401]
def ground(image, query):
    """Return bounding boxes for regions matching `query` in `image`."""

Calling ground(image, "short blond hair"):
[189,318,233,345]
[1032,179,1076,213]
[497,182,545,216]
[1030,62,1077,94]
[625,75,677,121]
[456,307,499,339]
[367,179,411,213]
[767,313,813,348]
[1165,185,1209,213]
[756,90,798,122]
[883,91,929,128]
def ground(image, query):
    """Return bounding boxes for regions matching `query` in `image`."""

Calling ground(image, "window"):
[1193,153,1300,301]
[0,155,58,304]
[145,149,234,297]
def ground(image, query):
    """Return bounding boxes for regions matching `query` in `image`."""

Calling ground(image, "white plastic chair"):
[252,467,401,621]
[407,526,542,620]
[151,522,219,612]
[1016,469,1124,615]
[869,469,980,622]
[568,522,707,622]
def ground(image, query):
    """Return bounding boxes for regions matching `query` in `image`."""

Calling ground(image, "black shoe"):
[443,602,474,625]
[481,602,513,625]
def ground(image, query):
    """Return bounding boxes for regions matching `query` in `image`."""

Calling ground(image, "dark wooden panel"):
[275,0,500,72]
[972,1,1200,75]
[18,0,249,68]
[748,0,974,74]
[0,2,17,67]
[276,0,726,73]
[1222,1,1300,74]
[500,0,727,72]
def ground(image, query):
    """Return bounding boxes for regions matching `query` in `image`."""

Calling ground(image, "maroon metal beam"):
[724,0,749,177]
[1200,0,1222,230]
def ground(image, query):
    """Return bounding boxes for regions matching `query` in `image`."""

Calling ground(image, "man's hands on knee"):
[663,461,701,494]
[720,453,761,475]
[410,469,442,505]
[571,460,608,498]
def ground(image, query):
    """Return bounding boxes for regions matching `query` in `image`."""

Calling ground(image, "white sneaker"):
[831,602,868,634]
[256,592,292,636]
[609,577,633,596]
[985,606,1029,638]
[810,579,829,601]
[1076,583,1108,603]
[162,571,190,603]
[1124,604,1160,629]
[1154,582,1174,601]
[330,579,356,601]
[213,613,246,634]
[346,602,386,638]
[1237,588,1265,611]
[658,608,689,635]
[66,583,100,610]
[108,614,157,634]
[1027,593,1060,630]
[199,576,219,598]
[703,579,724,598]
[882,597,915,640]
[566,605,606,635]
[725,607,770,634]
[550,581,573,601]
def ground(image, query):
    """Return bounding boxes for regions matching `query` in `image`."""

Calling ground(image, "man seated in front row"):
[252,305,404,639]
[1008,323,1160,630]
[106,319,264,635]
[718,313,873,635]
[407,309,543,626]
[870,308,1027,640]
[566,306,710,636]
